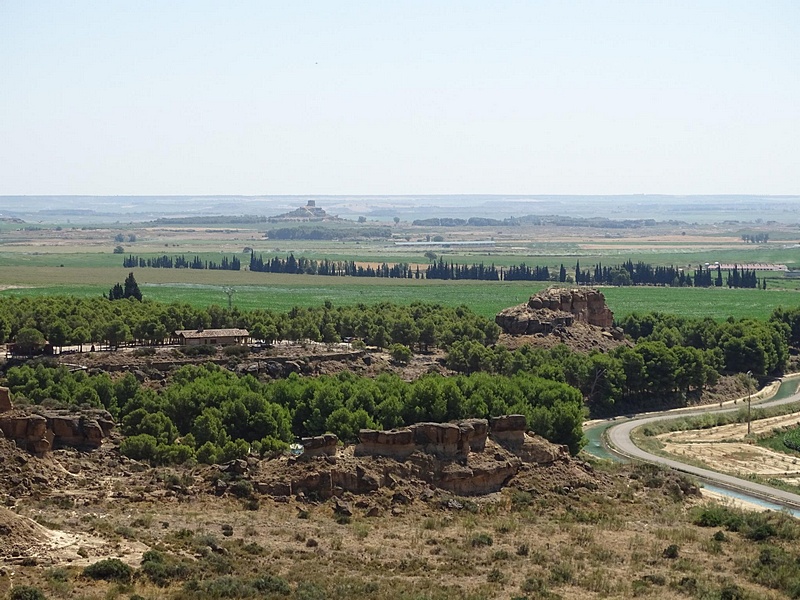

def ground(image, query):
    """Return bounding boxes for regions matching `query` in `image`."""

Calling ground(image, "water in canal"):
[581,375,800,514]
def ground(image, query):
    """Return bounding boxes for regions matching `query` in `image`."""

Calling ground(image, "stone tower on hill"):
[267,200,342,223]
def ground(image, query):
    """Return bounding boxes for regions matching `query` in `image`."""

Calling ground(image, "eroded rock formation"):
[299,433,338,460]
[0,387,12,413]
[355,418,492,460]
[249,415,574,500]
[495,287,615,335]
[0,409,114,454]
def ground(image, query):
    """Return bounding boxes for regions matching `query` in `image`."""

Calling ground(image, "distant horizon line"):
[1,193,798,199]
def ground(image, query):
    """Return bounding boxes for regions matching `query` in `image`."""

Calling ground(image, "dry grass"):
[1,461,794,600]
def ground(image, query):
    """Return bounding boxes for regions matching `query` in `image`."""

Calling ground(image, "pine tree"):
[123,272,143,301]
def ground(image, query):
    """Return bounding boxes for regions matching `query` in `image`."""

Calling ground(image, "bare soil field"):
[657,412,800,487]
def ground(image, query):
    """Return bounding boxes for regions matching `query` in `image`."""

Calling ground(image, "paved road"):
[606,381,800,510]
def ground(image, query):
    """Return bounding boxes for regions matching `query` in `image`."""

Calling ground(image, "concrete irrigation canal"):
[583,374,800,515]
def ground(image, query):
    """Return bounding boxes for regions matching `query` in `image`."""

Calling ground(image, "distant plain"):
[1,196,799,320]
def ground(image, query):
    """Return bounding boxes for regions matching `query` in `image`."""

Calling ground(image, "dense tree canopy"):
[4,295,799,467]
[619,312,788,377]
[0,296,499,351]
[445,339,723,417]
[4,363,586,463]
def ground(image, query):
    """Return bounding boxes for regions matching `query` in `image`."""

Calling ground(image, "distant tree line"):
[108,273,142,302]
[741,233,769,244]
[412,217,511,227]
[150,215,269,225]
[502,264,551,281]
[249,253,416,278]
[513,215,658,229]
[692,265,765,289]
[411,215,658,229]
[574,260,766,289]
[123,254,241,270]
[425,258,504,281]
[121,253,769,288]
[265,226,392,240]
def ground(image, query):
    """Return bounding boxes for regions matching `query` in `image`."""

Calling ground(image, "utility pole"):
[223,287,235,310]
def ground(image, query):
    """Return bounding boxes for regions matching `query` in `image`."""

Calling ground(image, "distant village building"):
[175,328,250,346]
[267,200,342,223]
[711,263,788,272]
[394,240,496,247]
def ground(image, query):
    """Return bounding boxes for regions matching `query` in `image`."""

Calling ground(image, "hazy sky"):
[1,1,797,195]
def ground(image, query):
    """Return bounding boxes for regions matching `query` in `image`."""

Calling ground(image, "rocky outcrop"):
[495,288,615,335]
[299,433,338,460]
[516,434,570,464]
[489,414,527,449]
[356,429,416,460]
[0,409,114,454]
[356,419,491,460]
[460,418,489,452]
[250,415,571,499]
[0,387,12,413]
[437,456,521,496]
[348,415,533,495]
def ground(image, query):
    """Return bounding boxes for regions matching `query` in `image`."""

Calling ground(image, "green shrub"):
[719,583,744,600]
[196,441,220,464]
[140,549,192,586]
[155,442,195,465]
[470,532,493,547]
[223,345,250,357]
[510,489,533,510]
[253,574,291,595]
[228,479,253,498]
[692,504,742,529]
[120,434,158,461]
[180,345,217,357]
[388,343,412,365]
[10,587,47,600]
[259,436,289,457]
[219,439,250,462]
[82,558,133,582]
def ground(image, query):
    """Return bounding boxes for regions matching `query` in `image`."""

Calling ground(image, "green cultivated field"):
[1,219,799,322]
[1,262,799,320]
[602,286,800,321]
[2,239,798,271]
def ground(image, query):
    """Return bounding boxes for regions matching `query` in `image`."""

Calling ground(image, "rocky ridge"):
[251,416,570,499]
